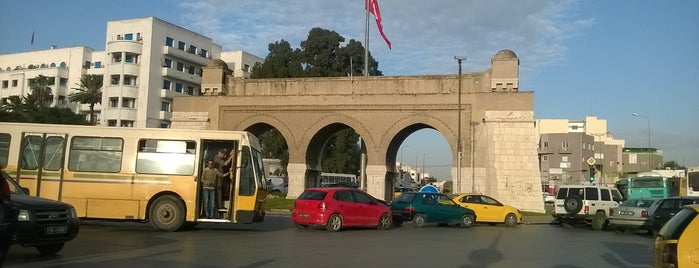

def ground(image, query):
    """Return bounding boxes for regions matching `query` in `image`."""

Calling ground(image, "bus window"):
[136,139,195,175]
[0,133,10,168]
[239,146,254,196]
[43,136,65,171]
[21,135,43,170]
[68,137,123,173]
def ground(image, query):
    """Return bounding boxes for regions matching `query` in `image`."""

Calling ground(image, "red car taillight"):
[661,244,677,268]
[641,209,649,218]
[584,205,589,214]
[405,205,415,213]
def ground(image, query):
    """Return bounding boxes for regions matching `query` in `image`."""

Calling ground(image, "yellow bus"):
[0,122,268,231]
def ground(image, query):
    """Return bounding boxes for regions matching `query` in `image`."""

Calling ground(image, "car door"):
[333,190,361,226]
[653,199,681,230]
[479,195,506,222]
[458,195,488,222]
[351,190,383,225]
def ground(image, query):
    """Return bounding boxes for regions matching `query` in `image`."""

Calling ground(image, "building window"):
[186,86,195,95]
[176,62,184,72]
[163,80,171,90]
[561,156,568,162]
[122,98,136,108]
[163,58,172,68]
[178,41,185,50]
[112,53,122,63]
[544,141,548,148]
[123,75,136,86]
[110,75,120,85]
[200,49,208,58]
[244,64,250,72]
[107,120,117,126]
[1,81,7,88]
[562,141,569,149]
[160,123,169,128]
[175,83,183,93]
[120,120,134,127]
[94,61,102,68]
[59,78,68,87]
[11,80,18,87]
[125,54,136,63]
[161,101,171,112]
[109,97,118,107]
[136,33,141,41]
[165,37,174,47]
[57,95,66,105]
[124,33,133,40]
[188,66,195,75]
[84,61,91,69]
[188,45,196,54]
[543,156,547,161]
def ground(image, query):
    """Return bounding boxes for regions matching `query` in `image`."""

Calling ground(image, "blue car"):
[390,192,476,228]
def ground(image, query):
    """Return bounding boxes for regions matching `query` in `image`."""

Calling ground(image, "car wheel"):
[393,217,404,227]
[504,213,518,227]
[377,213,392,230]
[564,196,583,214]
[149,195,185,232]
[592,211,607,231]
[413,214,426,227]
[36,243,64,255]
[461,214,474,228]
[295,223,309,229]
[326,214,343,232]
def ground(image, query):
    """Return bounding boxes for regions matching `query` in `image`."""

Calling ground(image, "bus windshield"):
[629,177,663,188]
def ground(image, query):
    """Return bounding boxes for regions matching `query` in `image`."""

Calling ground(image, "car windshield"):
[621,199,657,208]
[3,172,26,195]
[658,208,697,239]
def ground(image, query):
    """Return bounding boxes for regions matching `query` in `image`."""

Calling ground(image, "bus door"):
[198,140,238,221]
[18,132,67,201]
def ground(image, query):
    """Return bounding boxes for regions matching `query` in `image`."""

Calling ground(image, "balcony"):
[104,85,139,99]
[161,67,202,84]
[106,40,143,54]
[103,108,137,121]
[160,89,175,99]
[163,46,209,66]
[159,111,172,120]
[559,148,572,154]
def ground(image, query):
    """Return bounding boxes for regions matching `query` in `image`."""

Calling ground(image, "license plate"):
[298,213,310,218]
[46,226,68,235]
[619,211,634,216]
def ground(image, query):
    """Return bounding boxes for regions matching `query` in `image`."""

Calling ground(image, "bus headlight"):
[17,209,30,221]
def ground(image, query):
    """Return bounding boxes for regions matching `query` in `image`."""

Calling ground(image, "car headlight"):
[17,209,30,221]
[69,207,78,219]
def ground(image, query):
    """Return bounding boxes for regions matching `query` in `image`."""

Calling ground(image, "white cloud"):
[175,0,591,76]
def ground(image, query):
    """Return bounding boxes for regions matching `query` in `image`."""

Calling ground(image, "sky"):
[1,0,698,179]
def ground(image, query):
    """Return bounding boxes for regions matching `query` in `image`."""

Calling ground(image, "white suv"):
[552,185,624,230]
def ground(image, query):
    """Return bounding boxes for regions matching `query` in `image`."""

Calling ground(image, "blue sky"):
[1,0,697,179]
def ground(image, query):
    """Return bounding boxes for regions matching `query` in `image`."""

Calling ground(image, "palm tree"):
[28,74,54,107]
[69,74,103,125]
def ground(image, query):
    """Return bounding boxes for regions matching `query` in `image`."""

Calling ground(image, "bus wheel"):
[150,195,185,232]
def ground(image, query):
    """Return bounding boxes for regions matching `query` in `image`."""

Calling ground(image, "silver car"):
[609,198,660,234]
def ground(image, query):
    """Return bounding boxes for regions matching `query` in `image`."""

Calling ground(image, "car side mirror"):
[22,187,30,195]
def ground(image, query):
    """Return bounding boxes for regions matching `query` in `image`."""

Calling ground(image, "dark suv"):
[651,196,699,234]
[2,171,80,255]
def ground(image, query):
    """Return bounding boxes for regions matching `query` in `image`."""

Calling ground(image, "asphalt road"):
[4,214,654,268]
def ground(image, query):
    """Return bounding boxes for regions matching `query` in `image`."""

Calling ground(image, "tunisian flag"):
[366,0,391,49]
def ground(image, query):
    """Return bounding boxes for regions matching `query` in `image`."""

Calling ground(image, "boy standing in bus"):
[201,161,228,219]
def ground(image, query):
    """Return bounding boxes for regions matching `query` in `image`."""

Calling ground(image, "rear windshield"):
[298,190,327,200]
[394,193,415,203]
[658,208,698,239]
[621,199,656,208]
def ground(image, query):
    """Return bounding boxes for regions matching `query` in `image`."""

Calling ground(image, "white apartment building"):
[0,16,263,128]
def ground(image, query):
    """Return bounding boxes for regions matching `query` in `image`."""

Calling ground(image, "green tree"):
[28,74,54,107]
[249,27,382,174]
[69,74,103,125]
[663,161,686,170]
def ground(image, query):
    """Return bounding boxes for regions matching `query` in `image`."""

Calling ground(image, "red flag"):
[31,30,35,45]
[366,0,391,49]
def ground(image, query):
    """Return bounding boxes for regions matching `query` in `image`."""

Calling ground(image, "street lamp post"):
[454,56,467,193]
[632,113,651,171]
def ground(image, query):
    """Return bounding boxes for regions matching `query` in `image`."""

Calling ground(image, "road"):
[5,214,654,268]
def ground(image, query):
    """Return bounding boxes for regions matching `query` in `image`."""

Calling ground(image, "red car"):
[291,187,392,232]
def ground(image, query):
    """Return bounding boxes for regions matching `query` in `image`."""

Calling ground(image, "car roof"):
[661,196,699,200]
[303,187,358,192]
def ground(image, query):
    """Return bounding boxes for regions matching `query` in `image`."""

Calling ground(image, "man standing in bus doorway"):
[214,149,233,209]
[201,161,228,219]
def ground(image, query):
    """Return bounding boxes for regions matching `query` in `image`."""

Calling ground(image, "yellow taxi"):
[452,193,522,227]
[654,204,699,268]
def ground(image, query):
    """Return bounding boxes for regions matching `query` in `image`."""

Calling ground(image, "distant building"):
[537,116,625,189]
[0,16,263,128]
[622,148,664,174]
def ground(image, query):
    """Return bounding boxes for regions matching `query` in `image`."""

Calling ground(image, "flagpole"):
[364,0,370,77]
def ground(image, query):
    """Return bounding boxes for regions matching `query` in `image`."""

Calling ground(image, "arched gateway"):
[173,50,545,212]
